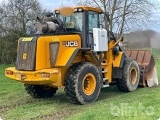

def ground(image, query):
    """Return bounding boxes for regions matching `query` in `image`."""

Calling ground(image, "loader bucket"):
[124,50,158,87]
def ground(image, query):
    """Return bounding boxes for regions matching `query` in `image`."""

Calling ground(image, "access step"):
[102,70,107,73]
[101,63,108,66]
[102,78,109,88]
[103,78,108,82]
[103,84,110,88]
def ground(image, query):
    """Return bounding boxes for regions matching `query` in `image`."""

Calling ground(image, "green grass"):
[0,49,160,120]
[150,48,160,80]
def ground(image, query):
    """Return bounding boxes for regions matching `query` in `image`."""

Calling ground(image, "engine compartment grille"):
[16,37,38,70]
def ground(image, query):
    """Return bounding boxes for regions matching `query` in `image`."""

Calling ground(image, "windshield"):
[58,12,83,32]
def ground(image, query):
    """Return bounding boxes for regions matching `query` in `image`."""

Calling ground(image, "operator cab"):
[37,6,108,49]
[55,8,83,32]
[54,6,104,49]
[54,6,101,33]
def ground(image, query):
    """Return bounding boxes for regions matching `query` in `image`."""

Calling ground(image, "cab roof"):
[54,6,102,13]
[74,6,102,13]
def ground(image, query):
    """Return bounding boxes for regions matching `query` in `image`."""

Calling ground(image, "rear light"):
[6,70,14,75]
[41,73,50,78]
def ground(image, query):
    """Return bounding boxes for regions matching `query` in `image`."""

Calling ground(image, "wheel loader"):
[5,6,158,104]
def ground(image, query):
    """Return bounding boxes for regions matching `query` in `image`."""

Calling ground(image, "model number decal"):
[63,41,78,47]
[22,37,33,41]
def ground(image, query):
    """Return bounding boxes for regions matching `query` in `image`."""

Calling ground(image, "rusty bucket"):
[124,50,158,87]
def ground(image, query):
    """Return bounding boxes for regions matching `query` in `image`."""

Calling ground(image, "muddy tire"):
[24,84,58,98]
[117,58,140,92]
[64,62,101,104]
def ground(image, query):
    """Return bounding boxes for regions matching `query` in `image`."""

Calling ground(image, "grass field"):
[0,49,160,120]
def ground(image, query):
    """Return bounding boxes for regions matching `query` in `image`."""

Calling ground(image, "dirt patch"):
[0,106,10,113]
[31,108,77,120]
[0,96,38,113]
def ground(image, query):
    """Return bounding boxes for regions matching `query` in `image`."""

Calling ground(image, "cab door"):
[88,11,100,49]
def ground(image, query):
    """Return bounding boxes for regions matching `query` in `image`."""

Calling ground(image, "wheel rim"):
[82,73,96,95]
[130,67,137,84]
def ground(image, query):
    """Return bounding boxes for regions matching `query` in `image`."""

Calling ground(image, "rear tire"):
[117,58,140,92]
[64,62,102,104]
[24,84,58,98]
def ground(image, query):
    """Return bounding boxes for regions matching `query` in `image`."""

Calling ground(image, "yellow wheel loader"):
[5,6,158,104]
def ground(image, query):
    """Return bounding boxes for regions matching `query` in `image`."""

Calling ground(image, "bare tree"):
[0,0,44,64]
[75,0,157,38]
[1,0,43,35]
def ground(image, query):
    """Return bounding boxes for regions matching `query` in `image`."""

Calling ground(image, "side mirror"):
[37,16,42,23]
[121,37,124,42]
[99,24,104,29]
[44,12,54,17]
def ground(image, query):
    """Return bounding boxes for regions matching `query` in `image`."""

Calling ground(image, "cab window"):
[57,12,83,32]
[88,11,99,31]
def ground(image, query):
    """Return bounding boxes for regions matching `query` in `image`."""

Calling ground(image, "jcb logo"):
[63,41,78,47]
[22,53,27,59]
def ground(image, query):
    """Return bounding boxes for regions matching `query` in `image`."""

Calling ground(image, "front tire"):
[24,84,58,98]
[117,58,140,92]
[64,62,102,104]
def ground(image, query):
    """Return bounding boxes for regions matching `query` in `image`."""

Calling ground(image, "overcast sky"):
[0,0,160,32]
[38,0,160,32]
[39,0,75,11]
